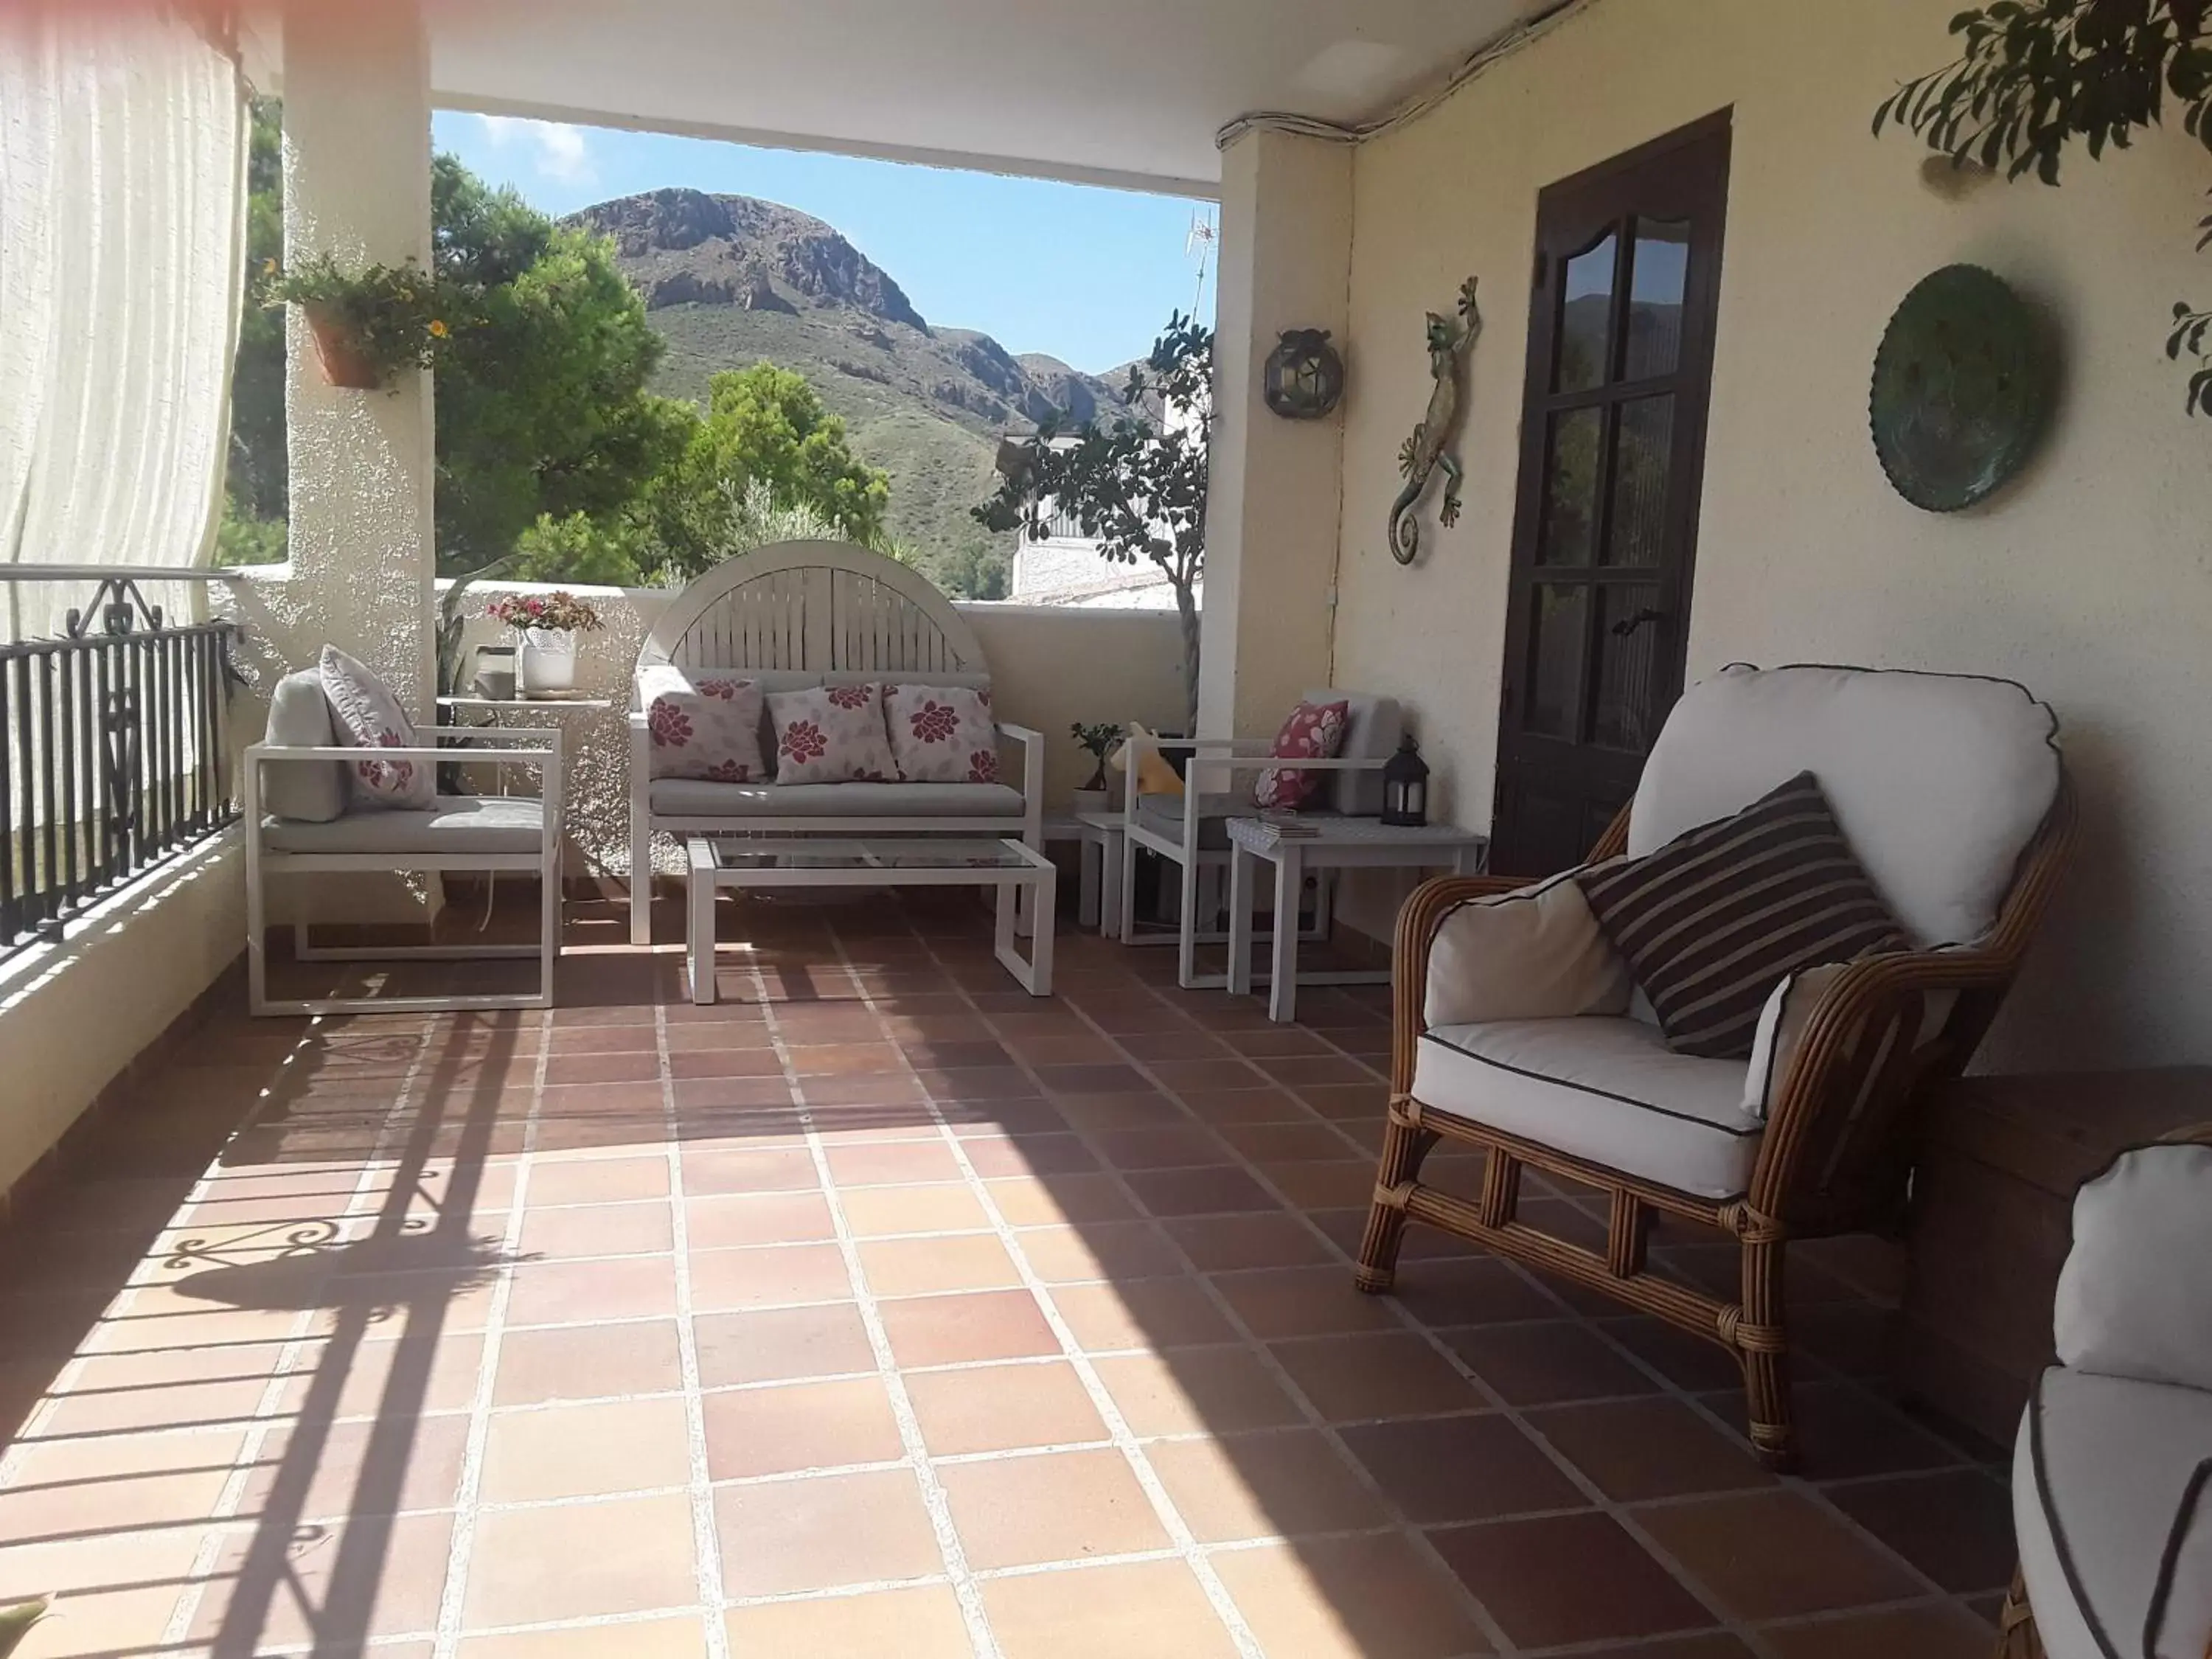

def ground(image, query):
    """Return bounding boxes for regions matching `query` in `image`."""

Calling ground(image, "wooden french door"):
[1489,113,1732,876]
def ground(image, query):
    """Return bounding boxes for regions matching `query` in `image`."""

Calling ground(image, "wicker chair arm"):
[1748,944,2017,1214]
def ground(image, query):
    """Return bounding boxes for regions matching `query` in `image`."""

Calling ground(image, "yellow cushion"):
[1110,724,1185,798]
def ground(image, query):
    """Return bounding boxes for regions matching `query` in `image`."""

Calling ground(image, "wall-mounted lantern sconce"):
[1262,328,1346,420]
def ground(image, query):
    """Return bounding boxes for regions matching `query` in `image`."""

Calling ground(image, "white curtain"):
[0,4,247,644]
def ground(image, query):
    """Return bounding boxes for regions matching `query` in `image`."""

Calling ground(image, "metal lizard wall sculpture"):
[1388,275,1481,566]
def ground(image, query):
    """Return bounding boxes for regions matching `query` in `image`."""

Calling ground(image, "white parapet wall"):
[0,832,245,1200]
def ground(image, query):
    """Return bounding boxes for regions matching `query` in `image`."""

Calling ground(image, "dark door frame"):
[1489,108,1733,874]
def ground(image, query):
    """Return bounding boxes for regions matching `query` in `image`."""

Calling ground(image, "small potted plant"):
[485,591,604,697]
[1071,722,1122,814]
[260,253,474,390]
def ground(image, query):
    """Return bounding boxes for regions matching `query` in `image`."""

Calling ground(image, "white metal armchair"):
[244,670,563,1016]
[1119,689,1403,989]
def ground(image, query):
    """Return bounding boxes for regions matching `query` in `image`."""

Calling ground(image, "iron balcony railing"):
[1,568,243,961]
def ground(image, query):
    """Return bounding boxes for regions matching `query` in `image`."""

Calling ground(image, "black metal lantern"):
[1380,734,1430,827]
[1262,328,1345,420]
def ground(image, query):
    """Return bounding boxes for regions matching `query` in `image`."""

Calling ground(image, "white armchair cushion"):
[2015,1367,2212,1659]
[1302,686,1402,815]
[1425,874,1631,1028]
[2055,1140,2212,1392]
[1413,1019,1761,1199]
[262,794,546,855]
[262,669,346,824]
[1630,664,2059,947]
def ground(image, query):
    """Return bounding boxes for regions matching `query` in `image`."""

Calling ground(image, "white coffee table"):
[685,836,1057,1004]
[1225,816,1487,1022]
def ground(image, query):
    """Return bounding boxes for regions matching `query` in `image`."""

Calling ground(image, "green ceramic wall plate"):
[1870,264,2055,513]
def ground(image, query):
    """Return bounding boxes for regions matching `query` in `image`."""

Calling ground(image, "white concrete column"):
[273,0,435,716]
[1197,127,1353,739]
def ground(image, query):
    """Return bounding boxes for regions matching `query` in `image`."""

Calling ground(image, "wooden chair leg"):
[1996,1565,2044,1659]
[1355,1105,1439,1293]
[1736,1227,1795,1471]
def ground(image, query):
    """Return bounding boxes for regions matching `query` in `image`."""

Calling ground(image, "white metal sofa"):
[629,540,1044,944]
[244,669,563,1016]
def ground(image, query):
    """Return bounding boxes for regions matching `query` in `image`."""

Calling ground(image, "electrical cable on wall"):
[1215,0,1595,151]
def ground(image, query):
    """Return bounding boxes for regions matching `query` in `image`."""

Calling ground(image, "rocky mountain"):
[569,189,1144,577]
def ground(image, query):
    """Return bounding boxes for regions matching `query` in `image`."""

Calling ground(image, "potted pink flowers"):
[485,591,603,696]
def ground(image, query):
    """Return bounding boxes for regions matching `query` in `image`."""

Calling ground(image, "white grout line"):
[824,925,1269,1659]
[428,1016,547,1659]
[657,987,735,1659]
[757,924,1005,1659]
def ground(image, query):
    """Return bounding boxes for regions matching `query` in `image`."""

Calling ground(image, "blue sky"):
[432,113,1216,375]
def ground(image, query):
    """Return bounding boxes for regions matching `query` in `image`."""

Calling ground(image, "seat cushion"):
[648,779,1023,819]
[2015,1367,2212,1659]
[1578,771,1909,1059]
[262,795,545,855]
[2056,1139,2212,1393]
[262,668,346,824]
[1135,792,1245,852]
[1630,664,2059,947]
[1413,1018,1761,1199]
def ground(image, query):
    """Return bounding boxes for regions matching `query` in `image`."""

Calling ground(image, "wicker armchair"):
[1998,1124,2212,1659]
[1354,665,2075,1470]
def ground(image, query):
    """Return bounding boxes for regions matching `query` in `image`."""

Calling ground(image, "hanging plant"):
[1874,1,2212,414]
[260,254,477,390]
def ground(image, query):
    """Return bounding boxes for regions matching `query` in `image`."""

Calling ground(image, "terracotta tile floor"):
[0,892,2011,1657]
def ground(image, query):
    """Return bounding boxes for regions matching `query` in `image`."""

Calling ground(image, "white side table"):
[1073,808,1124,933]
[1225,816,1487,1023]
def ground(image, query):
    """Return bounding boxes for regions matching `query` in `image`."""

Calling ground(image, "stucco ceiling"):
[392,0,1558,197]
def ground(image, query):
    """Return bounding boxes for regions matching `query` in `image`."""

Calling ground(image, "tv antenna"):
[1185,211,1217,316]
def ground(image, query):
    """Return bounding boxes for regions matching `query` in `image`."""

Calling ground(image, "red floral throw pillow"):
[1253,698,1350,811]
[765,683,899,785]
[883,683,999,784]
[639,666,767,783]
[318,644,434,811]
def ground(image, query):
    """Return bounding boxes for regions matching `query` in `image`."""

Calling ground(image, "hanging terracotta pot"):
[302,302,382,390]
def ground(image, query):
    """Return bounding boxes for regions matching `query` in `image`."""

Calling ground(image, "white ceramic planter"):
[520,628,577,695]
[1071,788,1109,815]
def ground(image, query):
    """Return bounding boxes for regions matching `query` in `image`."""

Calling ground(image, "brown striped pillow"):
[1574,772,1909,1060]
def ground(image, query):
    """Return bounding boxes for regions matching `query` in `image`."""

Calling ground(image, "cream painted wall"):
[1198,128,1352,740]
[0,838,243,1200]
[1329,0,2212,1066]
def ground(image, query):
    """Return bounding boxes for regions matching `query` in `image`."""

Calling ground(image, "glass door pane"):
[1526,584,1590,738]
[1624,216,1690,380]
[1554,229,1618,392]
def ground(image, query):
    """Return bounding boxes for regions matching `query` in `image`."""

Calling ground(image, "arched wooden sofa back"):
[638,540,987,678]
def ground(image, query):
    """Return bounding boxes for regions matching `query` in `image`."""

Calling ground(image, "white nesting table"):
[1073,808,1125,933]
[686,836,1056,1003]
[1225,816,1487,1022]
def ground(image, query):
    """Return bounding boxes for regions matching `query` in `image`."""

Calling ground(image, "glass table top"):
[692,837,1040,873]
